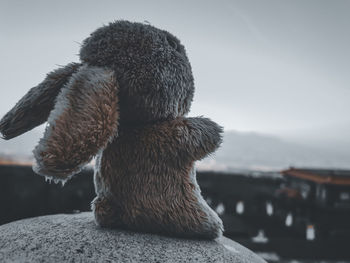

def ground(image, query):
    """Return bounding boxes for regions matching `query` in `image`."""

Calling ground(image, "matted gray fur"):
[0,20,224,239]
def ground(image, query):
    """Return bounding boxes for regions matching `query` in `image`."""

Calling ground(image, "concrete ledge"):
[0,212,266,263]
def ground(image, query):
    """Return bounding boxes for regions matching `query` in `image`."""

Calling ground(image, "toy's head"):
[80,21,194,124]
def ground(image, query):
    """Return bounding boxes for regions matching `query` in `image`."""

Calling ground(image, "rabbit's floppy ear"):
[33,65,119,182]
[0,63,81,140]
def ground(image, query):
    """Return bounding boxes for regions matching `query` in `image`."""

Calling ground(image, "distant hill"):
[198,130,350,171]
[280,121,350,154]
[0,126,349,171]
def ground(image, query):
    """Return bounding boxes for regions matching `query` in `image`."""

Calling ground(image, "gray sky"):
[1,0,349,140]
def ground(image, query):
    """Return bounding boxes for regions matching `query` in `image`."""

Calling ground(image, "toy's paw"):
[32,150,85,183]
[92,197,122,228]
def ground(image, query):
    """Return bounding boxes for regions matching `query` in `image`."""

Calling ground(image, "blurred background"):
[0,0,349,262]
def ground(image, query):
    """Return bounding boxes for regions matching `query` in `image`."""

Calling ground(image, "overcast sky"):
[1,0,349,141]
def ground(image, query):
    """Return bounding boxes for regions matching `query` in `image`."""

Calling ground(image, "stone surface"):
[0,212,266,263]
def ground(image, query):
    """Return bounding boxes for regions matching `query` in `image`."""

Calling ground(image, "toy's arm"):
[33,65,119,182]
[177,117,223,161]
[0,63,81,139]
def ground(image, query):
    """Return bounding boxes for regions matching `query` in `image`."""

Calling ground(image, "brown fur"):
[92,117,223,238]
[33,66,119,179]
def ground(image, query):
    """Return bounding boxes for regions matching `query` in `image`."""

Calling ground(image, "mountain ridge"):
[0,127,349,172]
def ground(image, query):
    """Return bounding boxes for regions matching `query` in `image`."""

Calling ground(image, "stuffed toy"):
[0,21,223,239]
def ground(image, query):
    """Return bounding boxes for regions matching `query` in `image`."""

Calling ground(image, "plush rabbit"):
[0,21,223,239]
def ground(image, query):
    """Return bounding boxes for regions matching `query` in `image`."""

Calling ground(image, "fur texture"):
[33,65,119,180]
[0,21,224,239]
[80,21,194,124]
[92,117,223,238]
[0,63,80,139]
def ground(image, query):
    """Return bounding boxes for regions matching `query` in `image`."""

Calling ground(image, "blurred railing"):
[1,164,350,260]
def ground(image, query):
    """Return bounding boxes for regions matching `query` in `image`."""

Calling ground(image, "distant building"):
[278,167,350,240]
[280,167,350,209]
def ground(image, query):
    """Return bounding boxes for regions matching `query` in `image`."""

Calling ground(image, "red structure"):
[278,167,350,241]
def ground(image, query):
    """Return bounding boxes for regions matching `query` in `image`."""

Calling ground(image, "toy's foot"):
[197,208,224,239]
[182,196,224,239]
[91,196,122,228]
